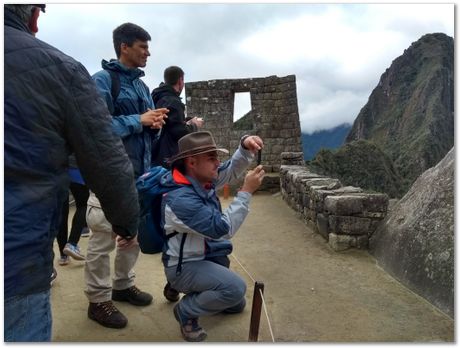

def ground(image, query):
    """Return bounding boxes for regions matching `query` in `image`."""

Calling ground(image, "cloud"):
[37,3,454,134]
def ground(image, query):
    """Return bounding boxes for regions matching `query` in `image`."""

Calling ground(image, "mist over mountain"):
[301,123,351,160]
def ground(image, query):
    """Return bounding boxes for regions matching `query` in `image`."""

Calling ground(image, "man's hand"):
[116,235,139,250]
[186,116,204,128]
[141,108,169,129]
[241,165,265,194]
[243,135,264,154]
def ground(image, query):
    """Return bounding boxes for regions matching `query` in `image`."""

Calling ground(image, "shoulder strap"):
[107,69,121,103]
[176,233,187,276]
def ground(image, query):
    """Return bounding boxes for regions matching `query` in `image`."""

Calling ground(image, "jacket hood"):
[4,7,33,34]
[101,59,145,81]
[151,83,180,104]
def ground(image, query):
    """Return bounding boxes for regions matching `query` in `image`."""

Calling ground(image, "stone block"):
[328,215,371,235]
[328,233,353,251]
[310,188,336,212]
[303,178,341,192]
[333,186,364,194]
[358,211,386,219]
[351,235,369,249]
[305,209,316,222]
[361,193,389,212]
[316,213,329,240]
[324,195,364,215]
[302,193,310,209]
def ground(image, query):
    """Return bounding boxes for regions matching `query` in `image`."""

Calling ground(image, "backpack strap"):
[175,233,187,276]
[166,231,178,239]
[107,69,121,103]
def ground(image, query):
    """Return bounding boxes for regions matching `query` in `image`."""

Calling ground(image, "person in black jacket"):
[151,66,204,303]
[4,5,149,342]
[151,66,204,168]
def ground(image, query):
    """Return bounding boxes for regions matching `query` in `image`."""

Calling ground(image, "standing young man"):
[151,65,204,168]
[5,5,140,341]
[159,131,265,341]
[84,22,168,329]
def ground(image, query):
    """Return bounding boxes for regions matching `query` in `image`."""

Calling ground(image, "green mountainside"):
[346,33,454,183]
[309,140,406,198]
[310,33,454,197]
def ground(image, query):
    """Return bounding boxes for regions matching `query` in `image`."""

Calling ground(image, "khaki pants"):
[84,206,140,303]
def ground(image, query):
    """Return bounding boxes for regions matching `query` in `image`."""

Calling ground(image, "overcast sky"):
[37,3,454,134]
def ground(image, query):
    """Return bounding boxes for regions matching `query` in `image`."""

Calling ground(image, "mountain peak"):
[345,33,454,185]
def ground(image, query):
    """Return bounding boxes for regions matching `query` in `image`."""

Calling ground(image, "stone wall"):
[280,152,389,251]
[185,75,303,173]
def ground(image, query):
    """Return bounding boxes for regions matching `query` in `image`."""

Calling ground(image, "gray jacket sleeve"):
[63,62,139,238]
[215,144,255,190]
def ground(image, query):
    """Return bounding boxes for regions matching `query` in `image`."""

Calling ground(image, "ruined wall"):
[280,152,389,251]
[185,75,302,172]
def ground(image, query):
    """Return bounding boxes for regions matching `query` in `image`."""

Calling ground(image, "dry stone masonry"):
[185,75,303,174]
[280,152,389,251]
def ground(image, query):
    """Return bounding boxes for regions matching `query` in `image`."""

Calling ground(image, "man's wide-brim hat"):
[168,131,229,165]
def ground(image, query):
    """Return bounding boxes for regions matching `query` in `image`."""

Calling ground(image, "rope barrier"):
[259,288,275,342]
[230,253,256,283]
[231,254,275,342]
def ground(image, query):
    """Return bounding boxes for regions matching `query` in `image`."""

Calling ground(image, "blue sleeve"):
[166,190,231,239]
[92,70,142,138]
[165,189,251,240]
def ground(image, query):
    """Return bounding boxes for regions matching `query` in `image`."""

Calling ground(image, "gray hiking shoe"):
[173,304,207,342]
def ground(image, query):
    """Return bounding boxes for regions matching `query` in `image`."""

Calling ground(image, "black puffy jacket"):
[151,83,197,167]
[4,9,139,299]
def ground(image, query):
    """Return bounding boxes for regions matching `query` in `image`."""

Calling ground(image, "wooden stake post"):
[248,281,265,342]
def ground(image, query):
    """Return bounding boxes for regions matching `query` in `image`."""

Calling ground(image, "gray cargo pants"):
[165,260,247,319]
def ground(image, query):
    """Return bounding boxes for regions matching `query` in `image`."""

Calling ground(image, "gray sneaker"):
[63,243,85,260]
[173,304,207,342]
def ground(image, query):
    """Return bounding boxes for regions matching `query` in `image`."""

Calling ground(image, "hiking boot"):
[88,301,127,329]
[112,285,153,306]
[50,268,57,287]
[58,255,70,266]
[63,243,85,260]
[163,282,180,302]
[173,304,207,342]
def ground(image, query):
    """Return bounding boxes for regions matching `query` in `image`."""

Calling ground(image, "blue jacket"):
[161,144,255,269]
[4,10,139,299]
[92,60,158,178]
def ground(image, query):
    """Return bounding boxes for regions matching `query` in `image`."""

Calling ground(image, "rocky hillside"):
[369,147,454,318]
[345,33,454,185]
[309,140,405,198]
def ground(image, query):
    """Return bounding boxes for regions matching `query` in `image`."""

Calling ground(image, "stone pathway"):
[51,193,454,342]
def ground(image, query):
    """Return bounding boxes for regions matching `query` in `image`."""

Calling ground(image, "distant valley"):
[301,123,351,160]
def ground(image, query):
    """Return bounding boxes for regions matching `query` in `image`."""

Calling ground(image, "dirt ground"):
[51,192,454,342]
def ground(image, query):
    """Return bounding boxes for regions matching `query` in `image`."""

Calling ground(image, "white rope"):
[230,254,256,283]
[231,254,275,342]
[259,289,275,343]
